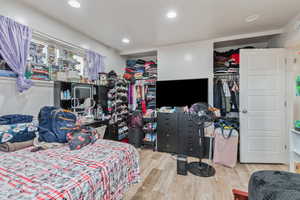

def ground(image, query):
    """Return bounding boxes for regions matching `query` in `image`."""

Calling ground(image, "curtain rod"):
[32,30,87,53]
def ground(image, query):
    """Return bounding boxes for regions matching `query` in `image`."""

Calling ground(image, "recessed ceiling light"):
[166,11,177,19]
[68,0,81,8]
[245,14,260,23]
[122,38,130,44]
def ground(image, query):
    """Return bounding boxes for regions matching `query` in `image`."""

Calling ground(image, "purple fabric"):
[129,83,133,105]
[0,16,33,92]
[86,50,105,81]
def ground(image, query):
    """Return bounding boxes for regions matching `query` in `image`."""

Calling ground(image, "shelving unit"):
[289,129,300,173]
[54,81,99,112]
[107,78,130,141]
[124,54,158,150]
[142,115,157,150]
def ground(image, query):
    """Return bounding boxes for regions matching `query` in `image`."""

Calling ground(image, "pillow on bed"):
[94,125,107,139]
[0,123,37,144]
[67,129,97,150]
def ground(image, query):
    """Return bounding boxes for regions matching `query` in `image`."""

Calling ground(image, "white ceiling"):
[19,0,300,51]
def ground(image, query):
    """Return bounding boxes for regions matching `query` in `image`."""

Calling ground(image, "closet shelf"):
[214,72,240,76]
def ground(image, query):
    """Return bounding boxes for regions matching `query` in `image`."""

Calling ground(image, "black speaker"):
[177,155,188,176]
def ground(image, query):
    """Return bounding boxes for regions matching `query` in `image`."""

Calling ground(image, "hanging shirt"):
[222,80,231,97]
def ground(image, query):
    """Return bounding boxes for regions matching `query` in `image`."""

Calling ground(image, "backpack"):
[38,106,78,143]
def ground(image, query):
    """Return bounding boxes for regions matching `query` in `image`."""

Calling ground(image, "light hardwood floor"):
[124,149,288,200]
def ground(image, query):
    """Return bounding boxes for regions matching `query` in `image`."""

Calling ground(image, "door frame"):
[239,48,288,164]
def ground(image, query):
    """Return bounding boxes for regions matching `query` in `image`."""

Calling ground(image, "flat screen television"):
[156,78,208,108]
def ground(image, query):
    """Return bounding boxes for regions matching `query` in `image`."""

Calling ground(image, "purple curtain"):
[86,50,105,81]
[0,16,33,92]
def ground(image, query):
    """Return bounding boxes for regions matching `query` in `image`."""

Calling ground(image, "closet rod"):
[214,73,239,76]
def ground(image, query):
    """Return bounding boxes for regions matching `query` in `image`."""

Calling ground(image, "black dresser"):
[157,112,212,158]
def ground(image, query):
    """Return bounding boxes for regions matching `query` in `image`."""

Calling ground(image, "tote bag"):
[213,127,239,168]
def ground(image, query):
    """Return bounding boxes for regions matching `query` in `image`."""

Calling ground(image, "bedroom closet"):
[213,34,288,164]
[123,51,158,150]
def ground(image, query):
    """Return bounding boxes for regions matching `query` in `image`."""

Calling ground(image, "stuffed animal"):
[98,72,108,86]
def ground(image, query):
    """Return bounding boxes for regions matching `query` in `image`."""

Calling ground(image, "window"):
[73,54,85,76]
[0,33,87,81]
[0,54,17,78]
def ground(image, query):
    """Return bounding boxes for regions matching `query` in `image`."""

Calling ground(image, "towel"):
[0,140,34,152]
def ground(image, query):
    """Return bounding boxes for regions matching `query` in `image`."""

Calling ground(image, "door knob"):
[242,109,248,114]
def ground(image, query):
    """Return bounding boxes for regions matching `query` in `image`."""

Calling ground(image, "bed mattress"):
[0,139,140,200]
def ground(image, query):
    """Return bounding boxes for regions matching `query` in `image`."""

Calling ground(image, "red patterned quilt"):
[0,139,140,200]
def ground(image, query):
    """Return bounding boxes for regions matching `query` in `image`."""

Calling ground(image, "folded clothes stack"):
[0,114,37,152]
[31,64,50,81]
[124,59,158,81]
[214,46,254,74]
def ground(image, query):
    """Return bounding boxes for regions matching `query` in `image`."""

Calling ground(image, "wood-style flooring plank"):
[124,150,288,200]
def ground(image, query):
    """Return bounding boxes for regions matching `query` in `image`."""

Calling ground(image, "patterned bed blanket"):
[0,139,140,200]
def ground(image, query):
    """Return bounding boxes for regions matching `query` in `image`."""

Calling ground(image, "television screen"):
[156,78,208,108]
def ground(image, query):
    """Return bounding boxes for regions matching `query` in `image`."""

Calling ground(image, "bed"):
[0,139,140,200]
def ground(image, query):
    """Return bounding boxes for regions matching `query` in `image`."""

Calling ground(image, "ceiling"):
[19,0,300,51]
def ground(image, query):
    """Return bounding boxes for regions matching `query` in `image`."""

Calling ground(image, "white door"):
[240,49,287,163]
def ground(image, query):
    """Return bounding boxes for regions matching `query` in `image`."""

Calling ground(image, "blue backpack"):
[38,106,78,143]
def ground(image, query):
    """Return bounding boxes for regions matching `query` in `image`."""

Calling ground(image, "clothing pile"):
[0,107,99,152]
[128,79,156,113]
[37,106,98,151]
[30,63,50,80]
[214,78,239,117]
[124,59,157,82]
[214,46,254,74]
[158,107,176,113]
[29,42,50,80]
[0,114,37,152]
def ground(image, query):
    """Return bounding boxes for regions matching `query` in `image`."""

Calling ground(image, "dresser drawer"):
[157,139,177,153]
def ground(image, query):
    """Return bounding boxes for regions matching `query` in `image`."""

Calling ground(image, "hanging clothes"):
[214,79,227,116]
[214,76,240,117]
[222,80,231,113]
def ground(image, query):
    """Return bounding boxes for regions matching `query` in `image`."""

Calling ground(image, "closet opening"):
[123,51,158,150]
[213,34,281,119]
[213,33,283,162]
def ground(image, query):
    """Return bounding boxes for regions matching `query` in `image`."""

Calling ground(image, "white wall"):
[158,40,213,80]
[0,78,54,116]
[267,13,300,157]
[0,0,126,116]
[0,0,125,74]
[156,31,284,106]
[269,13,300,48]
[157,40,214,104]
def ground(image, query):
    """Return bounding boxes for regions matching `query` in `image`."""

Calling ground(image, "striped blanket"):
[0,139,140,200]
